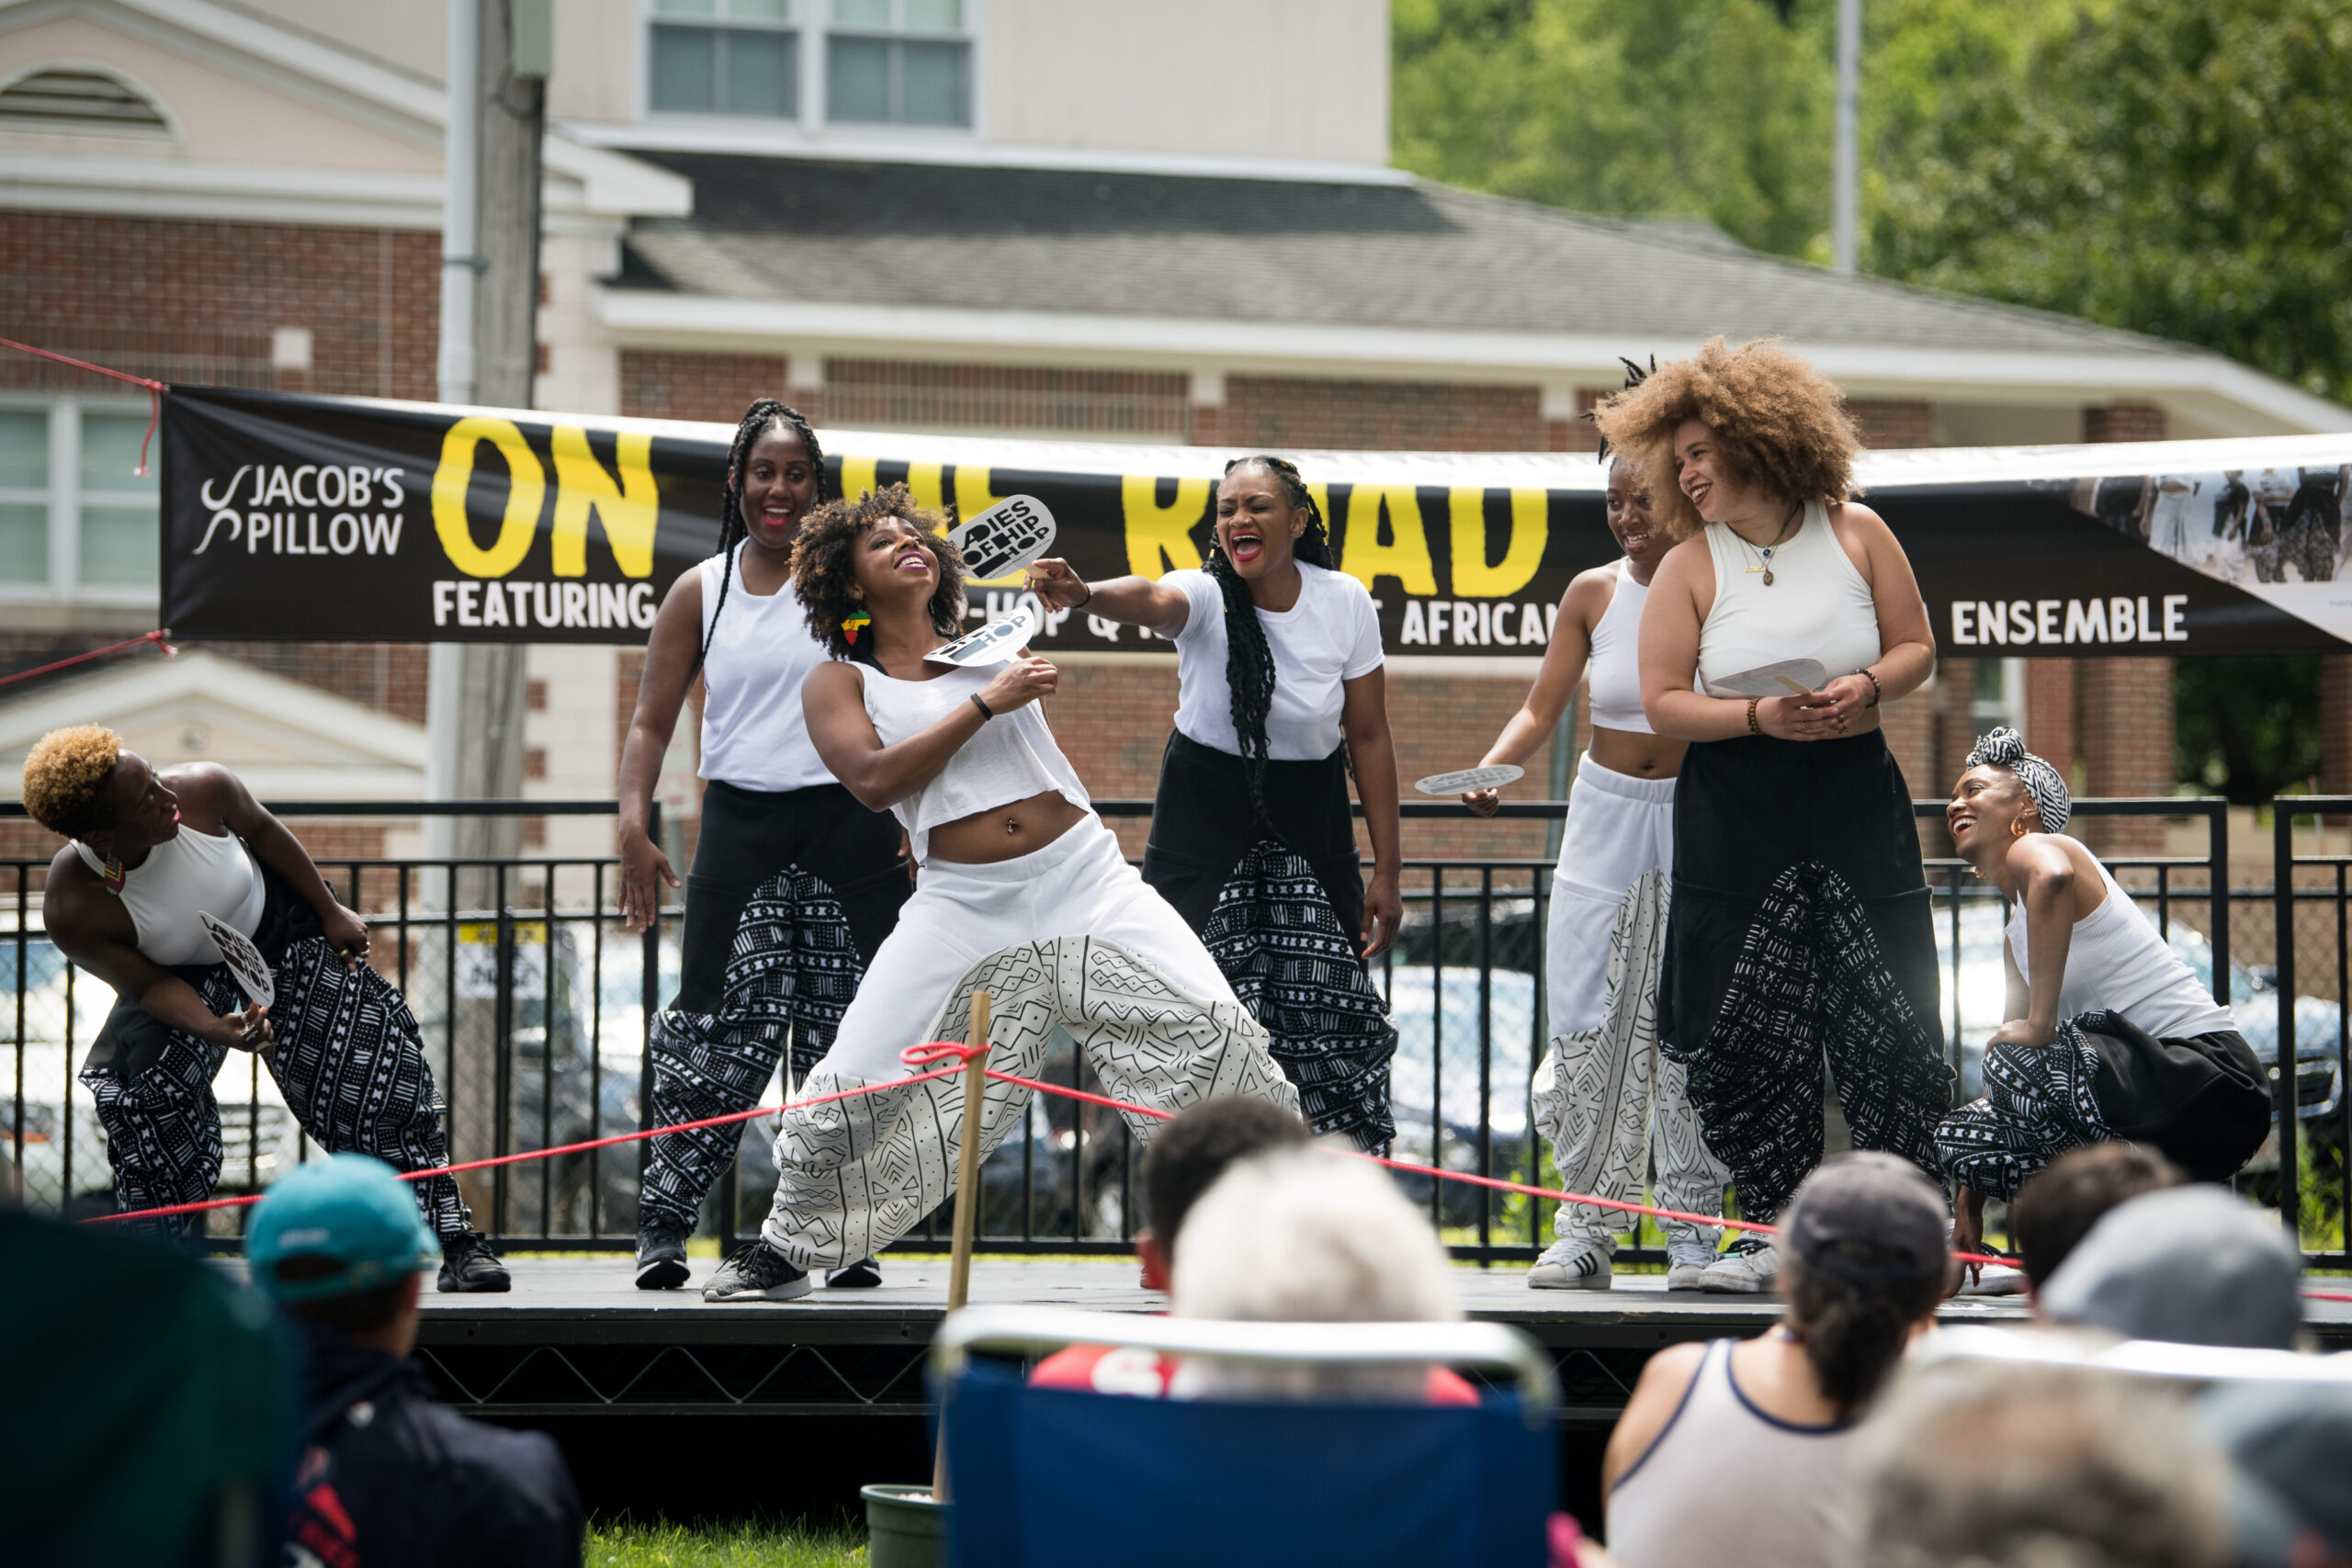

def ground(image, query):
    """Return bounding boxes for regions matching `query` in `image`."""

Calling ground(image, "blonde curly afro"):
[22,725,123,839]
[1592,338,1862,512]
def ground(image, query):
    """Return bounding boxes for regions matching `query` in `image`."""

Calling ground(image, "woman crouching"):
[1935,728,2269,1263]
[699,486,1299,1302]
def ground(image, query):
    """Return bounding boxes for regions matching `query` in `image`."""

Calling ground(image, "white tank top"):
[697,543,835,794]
[1610,1339,1858,1568]
[73,825,266,968]
[1586,560,1653,735]
[854,661,1091,864]
[1697,501,1882,693]
[2007,858,2235,1040]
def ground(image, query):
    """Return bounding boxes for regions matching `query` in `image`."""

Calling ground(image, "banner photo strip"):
[161,386,2352,655]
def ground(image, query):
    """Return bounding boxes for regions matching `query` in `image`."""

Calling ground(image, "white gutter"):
[593,291,2352,434]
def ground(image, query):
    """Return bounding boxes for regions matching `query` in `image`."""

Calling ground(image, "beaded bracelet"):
[1747,696,1762,736]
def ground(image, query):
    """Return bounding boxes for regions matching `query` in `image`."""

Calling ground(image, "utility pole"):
[1833,0,1860,274]
[427,0,548,1206]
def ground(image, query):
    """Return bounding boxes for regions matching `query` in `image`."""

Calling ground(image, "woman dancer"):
[700,487,1297,1301]
[1935,728,2268,1262]
[616,400,911,1291]
[25,728,507,1289]
[1599,338,1952,1293]
[1024,456,1402,1150]
[1464,449,1730,1291]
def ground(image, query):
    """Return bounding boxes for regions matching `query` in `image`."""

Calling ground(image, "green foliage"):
[1393,0,2352,401]
[1391,0,1837,258]
[586,1517,866,1568]
[2173,656,2321,803]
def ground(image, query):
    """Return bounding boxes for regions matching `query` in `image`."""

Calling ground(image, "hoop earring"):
[2012,818,2030,840]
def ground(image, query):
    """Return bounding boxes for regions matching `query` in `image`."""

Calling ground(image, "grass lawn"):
[587,1518,867,1567]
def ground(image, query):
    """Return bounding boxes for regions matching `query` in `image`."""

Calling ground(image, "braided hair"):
[697,399,831,674]
[1208,456,1334,826]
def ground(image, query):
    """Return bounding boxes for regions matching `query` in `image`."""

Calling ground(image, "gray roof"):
[617,153,2199,360]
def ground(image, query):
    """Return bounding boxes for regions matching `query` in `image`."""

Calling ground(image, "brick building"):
[5,0,2349,874]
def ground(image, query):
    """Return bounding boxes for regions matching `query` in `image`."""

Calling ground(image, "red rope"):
[0,629,175,689]
[0,337,164,478]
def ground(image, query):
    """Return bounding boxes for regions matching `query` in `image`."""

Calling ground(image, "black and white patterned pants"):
[81,939,468,1241]
[1933,1025,2109,1203]
[636,780,909,1234]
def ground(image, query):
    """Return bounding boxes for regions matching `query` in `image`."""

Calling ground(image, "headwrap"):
[1964,726,2071,834]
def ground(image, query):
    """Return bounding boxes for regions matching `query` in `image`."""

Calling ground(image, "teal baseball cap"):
[247,1154,438,1303]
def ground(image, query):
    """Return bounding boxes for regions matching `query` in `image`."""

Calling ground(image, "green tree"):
[1392,0,1837,258]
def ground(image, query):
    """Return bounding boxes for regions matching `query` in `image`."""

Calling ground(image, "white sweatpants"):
[760,819,1300,1267]
[1534,759,1727,1247]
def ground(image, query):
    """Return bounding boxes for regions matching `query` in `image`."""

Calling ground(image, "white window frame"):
[643,0,805,122]
[0,394,162,609]
[635,0,982,142]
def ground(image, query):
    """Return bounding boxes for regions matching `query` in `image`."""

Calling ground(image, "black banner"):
[162,386,2352,656]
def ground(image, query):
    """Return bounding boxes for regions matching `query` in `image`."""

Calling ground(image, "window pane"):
[831,0,890,28]
[650,25,718,111]
[81,415,157,495]
[0,503,45,583]
[655,0,718,16]
[79,504,157,587]
[727,0,791,19]
[827,36,890,120]
[0,411,45,489]
[904,0,960,30]
[899,39,967,124]
[724,28,797,116]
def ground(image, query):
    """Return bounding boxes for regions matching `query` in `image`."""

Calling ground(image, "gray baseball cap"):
[2039,1185,2301,1349]
[2199,1380,2352,1567]
[1781,1152,1951,1288]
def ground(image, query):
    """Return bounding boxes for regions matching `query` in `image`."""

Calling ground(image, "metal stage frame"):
[410,1258,2352,1427]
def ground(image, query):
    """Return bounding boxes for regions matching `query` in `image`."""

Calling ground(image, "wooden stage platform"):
[404,1258,2352,1424]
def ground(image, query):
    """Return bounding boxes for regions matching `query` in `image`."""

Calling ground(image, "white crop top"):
[1168,562,1384,761]
[2007,859,2234,1041]
[74,824,266,968]
[697,543,835,794]
[1585,560,1653,735]
[853,661,1091,863]
[1696,501,1882,694]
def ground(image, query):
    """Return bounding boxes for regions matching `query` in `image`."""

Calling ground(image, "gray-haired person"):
[1934,728,2270,1266]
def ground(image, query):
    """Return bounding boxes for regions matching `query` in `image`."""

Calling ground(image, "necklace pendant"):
[1744,564,1764,573]
[1761,568,1775,587]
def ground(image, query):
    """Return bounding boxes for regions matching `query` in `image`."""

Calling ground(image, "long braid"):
[696,399,833,674]
[1206,455,1332,828]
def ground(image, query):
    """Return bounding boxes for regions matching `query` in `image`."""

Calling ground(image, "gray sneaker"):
[1665,1240,1718,1291]
[1697,1238,1781,1294]
[701,1240,811,1303]
[1529,1236,1615,1291]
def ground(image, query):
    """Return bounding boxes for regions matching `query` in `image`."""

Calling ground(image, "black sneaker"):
[437,1230,512,1293]
[634,1218,691,1291]
[701,1240,810,1302]
[826,1256,883,1289]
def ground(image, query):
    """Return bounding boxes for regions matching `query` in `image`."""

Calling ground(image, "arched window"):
[0,66,174,136]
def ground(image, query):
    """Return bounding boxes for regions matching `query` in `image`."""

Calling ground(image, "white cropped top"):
[853,661,1091,863]
[697,543,835,794]
[1697,501,1882,694]
[2007,859,2234,1041]
[1585,560,1652,735]
[74,824,266,968]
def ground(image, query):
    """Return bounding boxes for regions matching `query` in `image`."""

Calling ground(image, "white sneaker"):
[1529,1236,1615,1290]
[1697,1240,1781,1293]
[1665,1240,1718,1291]
[1961,1262,2029,1297]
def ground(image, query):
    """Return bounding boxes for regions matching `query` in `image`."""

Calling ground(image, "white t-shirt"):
[1168,561,1384,761]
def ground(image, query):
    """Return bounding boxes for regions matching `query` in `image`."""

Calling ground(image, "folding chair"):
[1916,1324,2352,1384]
[932,1305,1559,1568]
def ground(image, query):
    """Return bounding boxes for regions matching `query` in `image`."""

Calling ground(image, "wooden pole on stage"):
[932,987,991,1504]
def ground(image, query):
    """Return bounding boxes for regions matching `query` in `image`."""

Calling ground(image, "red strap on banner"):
[0,629,175,689]
[0,337,165,478]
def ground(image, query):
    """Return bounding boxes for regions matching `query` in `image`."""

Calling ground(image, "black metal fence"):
[6,795,2342,1264]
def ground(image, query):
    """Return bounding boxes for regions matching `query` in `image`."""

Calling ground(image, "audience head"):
[1849,1361,2228,1568]
[1136,1097,1311,1292]
[1170,1148,1457,1401]
[2200,1381,2352,1568]
[2011,1142,2184,1291]
[2040,1186,2301,1350]
[248,1154,438,1352]
[1778,1152,1955,1418]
